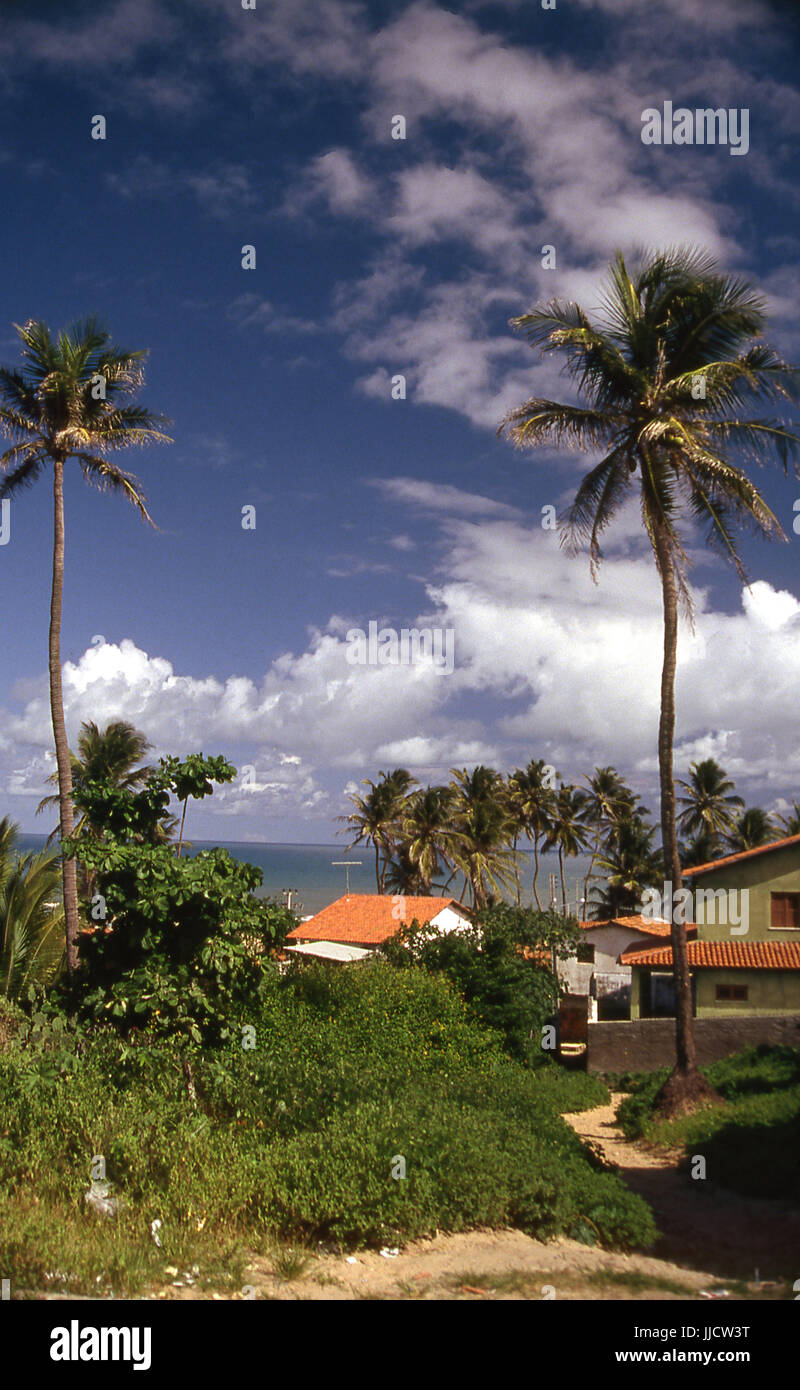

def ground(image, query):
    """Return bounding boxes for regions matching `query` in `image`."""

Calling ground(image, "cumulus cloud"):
[5,508,800,831]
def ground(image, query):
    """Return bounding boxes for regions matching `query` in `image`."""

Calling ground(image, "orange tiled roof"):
[580,915,697,939]
[287,894,467,945]
[621,940,800,970]
[682,833,800,877]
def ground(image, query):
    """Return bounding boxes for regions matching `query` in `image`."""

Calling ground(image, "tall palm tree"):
[590,817,665,919]
[384,847,429,896]
[677,758,743,853]
[724,807,776,853]
[508,760,557,908]
[394,785,454,892]
[0,817,65,1001]
[582,766,639,913]
[36,718,171,896]
[500,247,799,1108]
[448,766,517,909]
[0,320,171,979]
[541,783,590,912]
[37,719,154,840]
[338,768,416,891]
[680,828,718,870]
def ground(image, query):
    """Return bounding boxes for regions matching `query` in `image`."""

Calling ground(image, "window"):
[577,942,595,963]
[715,983,748,1002]
[771,892,800,930]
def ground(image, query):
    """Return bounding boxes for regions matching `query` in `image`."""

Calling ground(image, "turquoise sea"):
[17,836,597,918]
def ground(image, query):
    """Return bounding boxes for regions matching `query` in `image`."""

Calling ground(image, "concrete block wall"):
[586,1013,800,1072]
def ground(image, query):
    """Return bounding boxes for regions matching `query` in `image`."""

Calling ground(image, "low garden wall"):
[586,1014,800,1073]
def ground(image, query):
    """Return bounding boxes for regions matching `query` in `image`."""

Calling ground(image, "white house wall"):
[430,906,472,934]
[559,927,669,998]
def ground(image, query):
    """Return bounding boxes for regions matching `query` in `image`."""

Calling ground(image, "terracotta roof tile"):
[580,915,697,939]
[682,833,800,877]
[287,894,468,945]
[621,940,800,969]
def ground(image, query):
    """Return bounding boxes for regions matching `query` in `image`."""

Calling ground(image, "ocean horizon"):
[16,835,598,918]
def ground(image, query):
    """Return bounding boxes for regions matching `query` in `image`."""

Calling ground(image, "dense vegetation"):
[382,901,580,1065]
[615,1045,800,1203]
[0,742,661,1295]
[342,756,792,920]
[0,964,656,1294]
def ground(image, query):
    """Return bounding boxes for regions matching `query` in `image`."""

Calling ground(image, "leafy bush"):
[381,902,580,1065]
[263,1089,655,1250]
[705,1044,800,1100]
[56,753,296,1042]
[698,1099,800,1202]
[0,962,651,1292]
[71,845,294,1043]
[617,1046,800,1139]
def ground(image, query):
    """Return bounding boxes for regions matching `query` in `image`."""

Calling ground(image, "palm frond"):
[499,399,617,452]
[75,455,155,524]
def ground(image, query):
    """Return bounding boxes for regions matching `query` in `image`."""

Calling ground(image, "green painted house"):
[624,834,800,1018]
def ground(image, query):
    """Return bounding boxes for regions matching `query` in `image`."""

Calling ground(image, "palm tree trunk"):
[374,842,380,893]
[532,835,542,909]
[652,522,713,1110]
[513,833,521,905]
[49,461,79,980]
[558,847,566,913]
[583,826,601,918]
[176,795,189,858]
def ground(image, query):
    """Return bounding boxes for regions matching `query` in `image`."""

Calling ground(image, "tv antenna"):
[332,860,361,894]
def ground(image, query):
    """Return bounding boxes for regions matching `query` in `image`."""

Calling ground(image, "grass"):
[615,1045,800,1204]
[0,1195,250,1299]
[270,1245,313,1282]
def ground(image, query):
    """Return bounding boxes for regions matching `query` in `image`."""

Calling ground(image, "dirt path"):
[564,1093,800,1283]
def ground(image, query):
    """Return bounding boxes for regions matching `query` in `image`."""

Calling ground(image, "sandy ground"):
[136,1093,797,1301]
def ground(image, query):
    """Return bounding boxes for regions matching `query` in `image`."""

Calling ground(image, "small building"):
[560,915,698,1020]
[285,893,472,961]
[623,834,800,1017]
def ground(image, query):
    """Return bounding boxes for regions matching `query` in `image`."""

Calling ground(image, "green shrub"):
[614,1047,800,1205]
[705,1044,800,1100]
[0,961,653,1293]
[381,903,580,1065]
[263,1090,655,1250]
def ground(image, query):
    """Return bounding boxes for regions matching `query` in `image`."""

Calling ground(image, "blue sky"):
[1,0,799,842]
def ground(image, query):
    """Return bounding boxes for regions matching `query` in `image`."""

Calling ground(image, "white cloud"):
[107,156,258,217]
[572,0,768,27]
[286,148,376,217]
[6,516,800,824]
[368,477,520,518]
[265,1,754,430]
[220,0,368,78]
[0,0,175,68]
[227,294,320,336]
